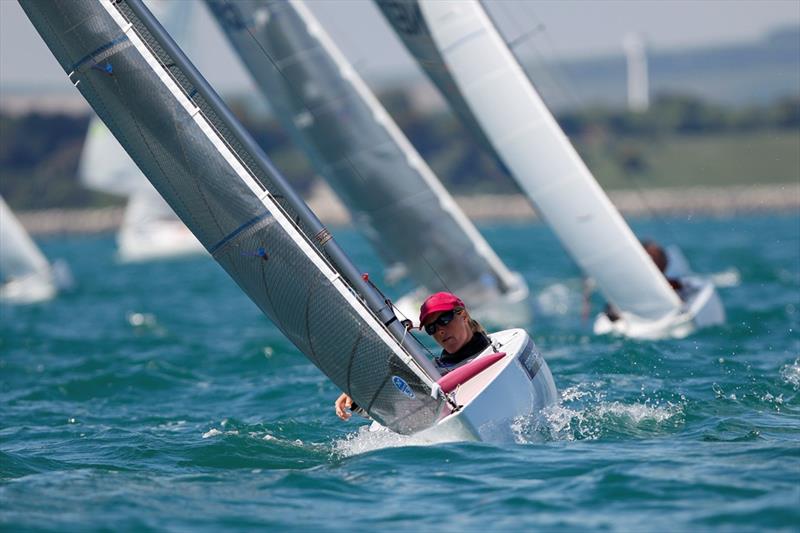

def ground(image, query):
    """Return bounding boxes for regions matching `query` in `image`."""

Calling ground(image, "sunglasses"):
[424,310,457,335]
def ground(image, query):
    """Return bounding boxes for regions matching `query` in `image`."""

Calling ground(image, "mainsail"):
[387,0,682,322]
[203,0,523,308]
[0,195,57,302]
[76,0,204,262]
[19,0,445,434]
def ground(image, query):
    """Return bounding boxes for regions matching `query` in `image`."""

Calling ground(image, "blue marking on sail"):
[91,62,114,76]
[209,211,272,255]
[69,35,130,72]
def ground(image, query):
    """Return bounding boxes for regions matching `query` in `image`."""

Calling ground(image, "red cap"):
[419,292,464,325]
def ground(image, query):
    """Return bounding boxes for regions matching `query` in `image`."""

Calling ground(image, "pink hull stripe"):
[437,352,507,394]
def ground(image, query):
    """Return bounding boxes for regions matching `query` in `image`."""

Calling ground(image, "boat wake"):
[332,423,463,458]
[512,383,686,443]
[781,358,800,390]
[710,267,741,288]
[333,381,687,452]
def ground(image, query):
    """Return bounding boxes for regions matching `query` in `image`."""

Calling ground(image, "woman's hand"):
[334,392,353,421]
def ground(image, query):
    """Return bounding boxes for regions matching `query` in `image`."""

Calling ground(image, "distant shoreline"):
[17,183,800,236]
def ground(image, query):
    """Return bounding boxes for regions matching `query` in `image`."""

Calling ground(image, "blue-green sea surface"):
[1,213,798,531]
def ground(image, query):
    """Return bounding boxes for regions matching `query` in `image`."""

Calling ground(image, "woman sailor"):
[334,292,490,421]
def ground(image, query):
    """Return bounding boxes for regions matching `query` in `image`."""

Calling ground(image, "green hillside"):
[579,130,800,190]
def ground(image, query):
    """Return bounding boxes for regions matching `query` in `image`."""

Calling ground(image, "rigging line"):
[487,1,582,110]
[231,0,324,126]
[619,173,682,244]
[421,252,454,296]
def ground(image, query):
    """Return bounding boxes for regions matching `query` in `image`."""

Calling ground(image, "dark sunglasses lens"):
[438,310,455,325]
[424,310,456,335]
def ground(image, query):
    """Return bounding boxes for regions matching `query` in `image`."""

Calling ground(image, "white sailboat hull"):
[379,328,557,442]
[117,220,206,263]
[593,277,725,340]
[115,188,206,263]
[0,270,57,304]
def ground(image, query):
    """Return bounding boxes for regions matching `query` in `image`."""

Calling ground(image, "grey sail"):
[19,0,445,434]
[203,0,524,308]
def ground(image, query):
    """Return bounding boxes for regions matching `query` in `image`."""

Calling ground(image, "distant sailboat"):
[20,0,556,440]
[380,0,725,339]
[203,0,528,324]
[0,196,68,303]
[76,0,205,262]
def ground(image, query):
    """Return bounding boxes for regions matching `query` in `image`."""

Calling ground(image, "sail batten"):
[20,0,443,434]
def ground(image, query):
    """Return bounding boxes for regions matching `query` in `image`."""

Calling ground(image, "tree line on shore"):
[1,92,797,210]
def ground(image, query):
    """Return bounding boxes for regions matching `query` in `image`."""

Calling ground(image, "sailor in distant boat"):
[334,292,491,421]
[592,240,685,322]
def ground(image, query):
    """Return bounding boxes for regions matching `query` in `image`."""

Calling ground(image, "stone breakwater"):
[17,183,800,236]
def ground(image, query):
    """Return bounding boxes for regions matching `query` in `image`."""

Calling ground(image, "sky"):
[1,0,798,97]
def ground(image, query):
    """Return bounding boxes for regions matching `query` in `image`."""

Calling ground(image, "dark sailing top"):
[435,332,491,372]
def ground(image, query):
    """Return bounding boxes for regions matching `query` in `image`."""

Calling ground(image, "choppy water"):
[2,213,799,531]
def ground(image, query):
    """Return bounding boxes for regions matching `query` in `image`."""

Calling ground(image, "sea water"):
[1,213,798,531]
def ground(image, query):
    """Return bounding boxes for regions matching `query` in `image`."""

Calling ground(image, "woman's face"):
[427,309,472,354]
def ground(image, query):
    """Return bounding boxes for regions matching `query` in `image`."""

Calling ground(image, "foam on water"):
[711,267,742,288]
[536,383,685,441]
[780,358,800,389]
[332,422,465,457]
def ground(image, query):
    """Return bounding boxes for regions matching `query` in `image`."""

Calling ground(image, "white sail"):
[78,118,146,196]
[0,196,57,303]
[375,0,499,160]
[416,0,683,323]
[116,187,205,262]
[203,0,527,315]
[76,0,204,262]
[20,0,452,434]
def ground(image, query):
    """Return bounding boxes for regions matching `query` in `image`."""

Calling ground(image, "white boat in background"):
[116,186,206,262]
[20,0,555,441]
[0,196,69,304]
[593,245,725,339]
[76,0,205,263]
[203,0,528,325]
[382,0,725,339]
